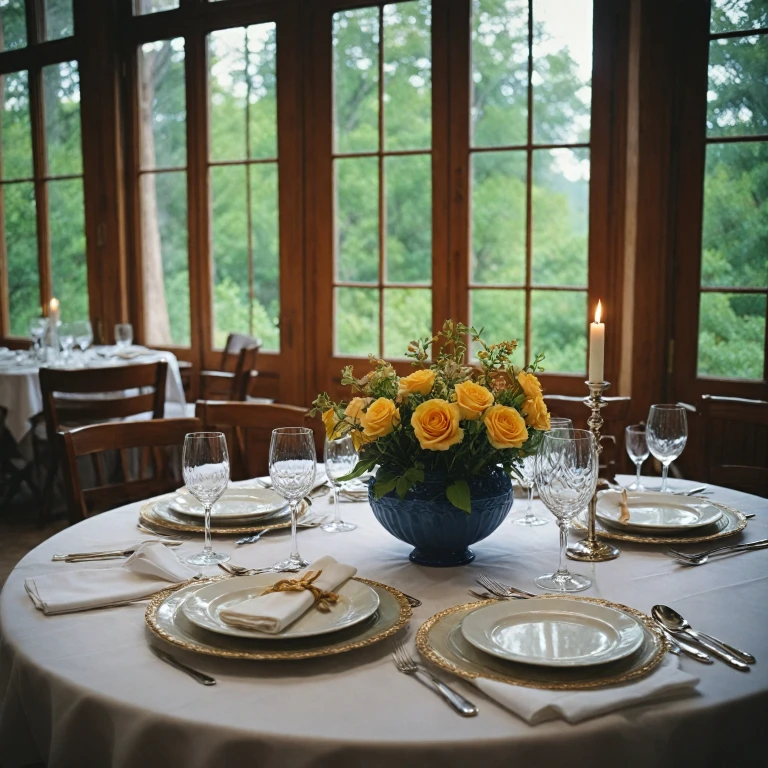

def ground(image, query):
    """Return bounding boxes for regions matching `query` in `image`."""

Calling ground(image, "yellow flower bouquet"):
[312,320,550,513]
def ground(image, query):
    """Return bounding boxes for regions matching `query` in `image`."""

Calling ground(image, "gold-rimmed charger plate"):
[416,595,667,691]
[145,576,412,660]
[572,500,746,545]
[139,495,307,535]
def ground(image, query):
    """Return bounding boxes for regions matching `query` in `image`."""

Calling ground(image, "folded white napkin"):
[25,542,195,615]
[472,655,698,724]
[219,555,356,634]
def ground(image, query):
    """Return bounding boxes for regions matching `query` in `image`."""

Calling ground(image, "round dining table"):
[1,476,766,768]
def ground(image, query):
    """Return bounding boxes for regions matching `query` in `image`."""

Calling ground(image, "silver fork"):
[391,640,478,717]
[667,538,768,566]
[477,575,536,599]
[217,563,302,577]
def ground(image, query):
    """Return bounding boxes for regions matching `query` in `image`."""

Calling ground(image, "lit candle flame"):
[594,300,602,324]
[50,297,59,310]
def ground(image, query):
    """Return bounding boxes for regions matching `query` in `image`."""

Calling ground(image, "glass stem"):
[660,463,670,492]
[635,460,642,488]
[289,500,300,562]
[556,520,570,580]
[525,485,533,519]
[333,483,341,524]
[203,503,212,554]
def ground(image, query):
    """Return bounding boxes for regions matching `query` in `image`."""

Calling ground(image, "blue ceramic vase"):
[368,466,513,567]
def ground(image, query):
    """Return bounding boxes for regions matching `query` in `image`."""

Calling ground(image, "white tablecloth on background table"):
[0,348,187,443]
[1,476,766,768]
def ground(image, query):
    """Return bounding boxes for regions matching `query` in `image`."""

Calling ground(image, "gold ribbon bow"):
[260,569,340,612]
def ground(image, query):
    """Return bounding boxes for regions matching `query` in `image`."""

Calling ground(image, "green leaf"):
[404,467,424,483]
[374,472,399,499]
[336,459,376,483]
[396,475,412,499]
[446,479,471,514]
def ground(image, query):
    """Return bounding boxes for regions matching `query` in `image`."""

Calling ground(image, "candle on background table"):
[588,300,605,383]
[49,297,60,326]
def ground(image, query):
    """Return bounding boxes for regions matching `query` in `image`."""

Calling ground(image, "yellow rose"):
[322,408,339,439]
[454,380,494,420]
[344,397,371,423]
[484,405,529,449]
[360,397,400,439]
[517,370,543,401]
[398,369,435,397]
[524,396,550,431]
[411,399,464,451]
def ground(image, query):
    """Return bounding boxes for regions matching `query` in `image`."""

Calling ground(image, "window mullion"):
[377,5,384,358]
[524,0,533,366]
[29,64,51,310]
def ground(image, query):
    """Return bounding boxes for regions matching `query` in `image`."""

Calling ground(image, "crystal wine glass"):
[183,432,231,566]
[29,316,47,358]
[270,427,317,569]
[549,417,574,435]
[59,323,75,361]
[74,320,93,355]
[625,424,649,491]
[115,323,133,348]
[514,456,547,527]
[534,429,598,592]
[646,404,687,493]
[322,434,358,533]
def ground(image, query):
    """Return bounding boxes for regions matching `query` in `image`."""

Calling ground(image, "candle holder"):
[567,380,621,562]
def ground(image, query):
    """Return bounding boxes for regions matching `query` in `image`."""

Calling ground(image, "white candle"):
[588,300,605,383]
[49,297,60,326]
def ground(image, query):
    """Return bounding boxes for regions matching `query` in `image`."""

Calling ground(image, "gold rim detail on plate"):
[416,595,668,691]
[572,500,746,545]
[138,495,307,535]
[145,577,412,660]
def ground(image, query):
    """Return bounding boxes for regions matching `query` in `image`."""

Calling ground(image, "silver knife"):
[655,623,713,663]
[149,646,216,686]
[52,541,182,562]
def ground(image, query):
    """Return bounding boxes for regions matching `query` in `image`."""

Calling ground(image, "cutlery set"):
[666,537,768,565]
[52,540,183,562]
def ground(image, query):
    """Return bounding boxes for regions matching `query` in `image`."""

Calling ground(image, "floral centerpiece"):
[312,321,551,566]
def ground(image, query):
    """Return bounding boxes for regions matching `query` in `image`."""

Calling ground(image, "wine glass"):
[269,427,317,569]
[59,323,75,361]
[625,424,649,491]
[74,320,93,355]
[29,316,47,358]
[323,435,358,533]
[115,323,133,348]
[549,417,574,435]
[183,432,231,566]
[534,429,597,593]
[646,405,687,493]
[513,456,547,527]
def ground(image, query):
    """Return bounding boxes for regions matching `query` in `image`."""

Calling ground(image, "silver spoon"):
[652,605,754,669]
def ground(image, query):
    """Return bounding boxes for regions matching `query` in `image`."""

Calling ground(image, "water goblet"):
[625,424,649,491]
[534,429,598,593]
[269,427,317,569]
[322,434,358,533]
[646,404,687,493]
[183,432,231,566]
[115,323,134,349]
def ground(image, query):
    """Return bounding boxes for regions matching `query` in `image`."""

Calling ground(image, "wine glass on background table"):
[646,405,687,493]
[534,429,598,593]
[59,323,75,361]
[270,427,317,569]
[115,323,133,348]
[183,432,231,566]
[625,424,649,491]
[74,320,93,356]
[323,434,358,533]
[29,317,47,359]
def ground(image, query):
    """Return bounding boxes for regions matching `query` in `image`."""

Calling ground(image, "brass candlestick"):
[567,380,621,562]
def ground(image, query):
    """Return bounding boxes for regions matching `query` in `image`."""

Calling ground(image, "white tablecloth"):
[1,476,766,768]
[0,348,187,443]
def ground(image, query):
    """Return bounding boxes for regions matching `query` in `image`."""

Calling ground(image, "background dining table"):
[0,476,766,768]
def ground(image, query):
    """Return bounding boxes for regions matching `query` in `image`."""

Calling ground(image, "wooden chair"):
[200,334,262,401]
[0,405,40,514]
[59,417,202,523]
[698,395,768,497]
[543,394,632,479]
[196,400,324,480]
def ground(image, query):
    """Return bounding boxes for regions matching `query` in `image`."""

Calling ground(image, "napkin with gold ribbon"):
[219,555,356,634]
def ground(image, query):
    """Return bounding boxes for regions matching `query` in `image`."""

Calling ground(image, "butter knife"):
[150,646,216,686]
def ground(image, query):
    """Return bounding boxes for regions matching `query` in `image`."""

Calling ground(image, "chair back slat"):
[221,333,262,371]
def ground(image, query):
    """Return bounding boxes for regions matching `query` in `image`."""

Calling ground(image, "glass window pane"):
[472,0,528,148]
[3,183,38,336]
[707,35,767,139]
[702,142,768,289]
[209,28,247,162]
[470,289,526,359]
[384,0,431,151]
[44,0,74,41]
[43,61,82,176]
[335,156,378,283]
[384,288,430,358]
[140,171,189,346]
[335,287,379,356]
[134,0,179,14]
[698,292,766,379]
[250,162,280,351]
[532,148,589,287]
[471,151,526,284]
[0,0,27,50]
[530,290,586,373]
[139,39,186,169]
[1,70,32,180]
[49,178,87,322]
[247,23,277,160]
[710,0,767,34]
[386,154,431,284]
[532,0,592,144]
[333,7,380,154]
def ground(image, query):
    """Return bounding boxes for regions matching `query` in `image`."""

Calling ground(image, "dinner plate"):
[460,598,645,668]
[169,488,286,520]
[596,490,722,532]
[150,498,291,528]
[182,573,380,640]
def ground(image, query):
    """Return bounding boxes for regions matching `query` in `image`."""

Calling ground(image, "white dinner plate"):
[182,573,380,640]
[170,488,287,520]
[596,490,723,532]
[149,498,292,528]
[460,598,645,667]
